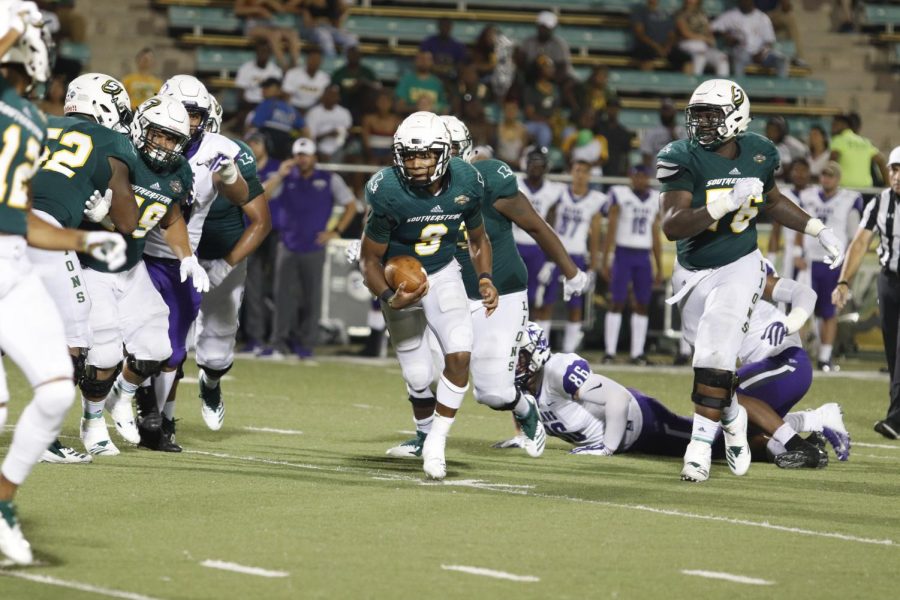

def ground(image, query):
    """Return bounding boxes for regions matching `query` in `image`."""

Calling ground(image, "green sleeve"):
[235,143,264,199]
[762,140,781,194]
[364,174,393,243]
[463,169,485,230]
[656,141,694,192]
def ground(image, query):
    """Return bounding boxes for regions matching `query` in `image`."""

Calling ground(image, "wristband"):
[805,218,826,237]
[478,272,492,282]
[837,280,850,288]
[379,289,393,304]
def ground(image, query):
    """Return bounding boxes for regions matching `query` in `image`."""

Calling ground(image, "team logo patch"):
[101,79,124,95]
[753,153,766,164]
[454,195,469,205]
[367,170,384,193]
[731,85,746,107]
[313,179,327,190]
[170,180,183,194]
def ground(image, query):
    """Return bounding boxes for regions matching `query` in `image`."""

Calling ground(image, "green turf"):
[0,355,898,599]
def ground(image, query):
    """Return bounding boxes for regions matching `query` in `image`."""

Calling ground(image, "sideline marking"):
[185,450,897,548]
[681,570,774,585]
[200,559,289,578]
[855,442,899,450]
[441,565,539,582]
[0,571,164,600]
[243,426,303,435]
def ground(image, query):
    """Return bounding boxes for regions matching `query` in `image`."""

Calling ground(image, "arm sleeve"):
[237,150,264,200]
[657,160,694,192]
[364,208,393,244]
[577,374,632,453]
[771,277,816,319]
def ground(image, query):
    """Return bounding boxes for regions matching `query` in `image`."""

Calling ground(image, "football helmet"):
[440,115,473,163]
[65,73,133,134]
[685,79,751,149]
[131,95,190,172]
[392,111,451,187]
[515,322,551,388]
[207,94,223,134]
[0,16,53,93]
[159,74,211,139]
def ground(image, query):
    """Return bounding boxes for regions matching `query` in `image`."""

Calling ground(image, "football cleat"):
[817,403,851,461]
[722,404,751,476]
[107,385,140,444]
[199,373,225,431]
[629,355,653,366]
[135,386,161,432]
[874,419,900,440]
[774,439,828,469]
[141,417,182,453]
[680,440,711,482]
[513,394,546,458]
[817,360,840,372]
[421,432,447,480]
[491,436,525,449]
[40,439,93,464]
[0,501,32,565]
[80,417,120,456]
[386,431,426,458]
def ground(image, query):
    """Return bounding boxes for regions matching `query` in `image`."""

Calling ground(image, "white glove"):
[569,443,614,456]
[707,177,763,220]
[83,231,127,271]
[201,258,233,288]
[536,262,555,286]
[761,321,788,347]
[180,255,210,293]
[7,1,42,34]
[83,188,113,223]
[345,239,361,264]
[206,154,239,185]
[563,270,590,301]
[817,227,845,270]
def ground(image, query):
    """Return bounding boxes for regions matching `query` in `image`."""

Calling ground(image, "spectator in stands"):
[305,85,353,162]
[834,0,855,33]
[576,65,618,121]
[235,39,284,111]
[755,0,806,65]
[235,0,301,69]
[297,0,357,57]
[47,0,86,43]
[595,98,634,177]
[675,0,730,76]
[394,50,448,115]
[472,25,517,100]
[830,113,889,189]
[248,77,307,159]
[495,100,529,166]
[472,25,499,80]
[264,138,357,359]
[361,89,401,166]
[37,74,66,117]
[522,55,558,149]
[462,99,493,147]
[283,45,331,114]
[712,0,789,78]
[640,98,686,168]
[122,48,163,110]
[420,17,467,81]
[631,0,691,72]
[450,63,492,117]
[766,116,809,181]
[330,44,377,124]
[808,124,831,180]
[518,11,573,76]
[561,109,608,174]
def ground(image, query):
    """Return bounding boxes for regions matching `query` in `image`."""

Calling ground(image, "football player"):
[658,78,844,481]
[0,15,127,565]
[193,94,269,430]
[78,95,203,456]
[358,111,497,480]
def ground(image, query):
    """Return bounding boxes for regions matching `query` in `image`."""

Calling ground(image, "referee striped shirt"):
[861,188,900,272]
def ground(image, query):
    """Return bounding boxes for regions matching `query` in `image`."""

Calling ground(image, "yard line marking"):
[243,426,304,435]
[352,403,375,409]
[200,559,289,578]
[180,375,234,385]
[855,442,899,450]
[681,570,773,585]
[0,571,164,600]
[441,565,539,582]
[185,450,897,548]
[397,430,416,435]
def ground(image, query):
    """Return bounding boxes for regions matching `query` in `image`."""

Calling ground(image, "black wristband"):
[837,280,850,288]
[379,289,393,303]
[478,272,492,282]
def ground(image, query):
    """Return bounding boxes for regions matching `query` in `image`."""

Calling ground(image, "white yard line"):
[0,571,164,600]
[243,426,303,435]
[200,559,289,578]
[441,565,539,582]
[180,376,234,385]
[352,403,375,409]
[855,442,899,450]
[184,450,897,548]
[681,570,774,585]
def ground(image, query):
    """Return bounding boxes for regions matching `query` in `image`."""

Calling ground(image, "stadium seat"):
[58,41,91,65]
[608,70,826,101]
[167,5,294,34]
[862,4,900,32]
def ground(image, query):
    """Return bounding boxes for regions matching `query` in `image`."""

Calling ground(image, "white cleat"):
[0,502,33,565]
[421,433,447,480]
[80,417,121,456]
[40,440,93,464]
[199,374,225,431]
[681,440,712,482]
[817,402,851,461]
[515,394,547,458]
[107,389,140,444]
[722,404,751,476]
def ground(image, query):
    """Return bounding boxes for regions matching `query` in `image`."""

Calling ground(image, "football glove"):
[180,255,210,293]
[761,321,788,347]
[200,258,233,288]
[83,188,113,223]
[817,227,845,270]
[707,177,762,220]
[345,239,361,264]
[83,232,127,271]
[563,270,590,301]
[207,154,239,185]
[569,443,613,456]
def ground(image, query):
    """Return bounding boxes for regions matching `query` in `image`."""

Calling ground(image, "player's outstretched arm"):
[494,191,578,279]
[226,191,271,265]
[832,227,874,309]
[213,156,250,206]
[107,158,138,235]
[159,203,191,260]
[575,376,630,453]
[765,185,815,232]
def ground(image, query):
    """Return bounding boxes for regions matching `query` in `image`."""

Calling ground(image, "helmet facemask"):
[139,124,188,172]
[514,323,551,388]
[685,104,730,149]
[393,142,450,188]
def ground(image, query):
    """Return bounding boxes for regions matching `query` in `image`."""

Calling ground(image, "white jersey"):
[607,185,659,250]
[800,187,863,263]
[737,300,801,364]
[536,353,643,450]
[144,132,241,259]
[552,187,607,255]
[512,177,564,246]
[778,186,805,279]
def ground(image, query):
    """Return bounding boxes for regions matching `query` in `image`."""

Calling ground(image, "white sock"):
[767,438,786,456]
[429,413,454,439]
[511,391,531,418]
[772,423,797,445]
[82,397,105,420]
[436,374,467,411]
[154,370,178,412]
[721,394,740,423]
[819,344,833,363]
[604,312,622,356]
[630,314,649,358]
[785,410,822,432]
[108,376,138,411]
[415,414,433,434]
[691,413,720,444]
[563,322,583,353]
[163,400,176,421]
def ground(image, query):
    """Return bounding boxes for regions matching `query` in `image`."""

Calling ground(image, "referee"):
[833,146,900,439]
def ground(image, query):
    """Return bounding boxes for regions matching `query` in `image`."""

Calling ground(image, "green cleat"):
[386,431,426,458]
[513,394,546,458]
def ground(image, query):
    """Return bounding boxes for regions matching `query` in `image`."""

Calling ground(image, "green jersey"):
[455,158,527,299]
[79,155,194,273]
[0,76,46,235]
[657,132,779,270]
[32,115,139,228]
[197,139,265,260]
[364,157,485,274]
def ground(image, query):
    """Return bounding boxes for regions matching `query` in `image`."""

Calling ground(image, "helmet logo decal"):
[101,79,123,95]
[731,85,745,108]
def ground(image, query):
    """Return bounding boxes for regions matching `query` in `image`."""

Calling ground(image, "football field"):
[0,354,898,600]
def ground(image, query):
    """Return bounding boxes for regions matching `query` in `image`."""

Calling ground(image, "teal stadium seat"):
[167,5,294,34]
[59,41,90,65]
[196,47,411,81]
[862,4,900,32]
[398,0,724,15]
[608,70,825,101]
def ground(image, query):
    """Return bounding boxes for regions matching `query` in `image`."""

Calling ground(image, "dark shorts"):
[610,246,653,305]
[145,255,202,368]
[629,391,693,457]
[737,346,812,417]
[811,261,839,319]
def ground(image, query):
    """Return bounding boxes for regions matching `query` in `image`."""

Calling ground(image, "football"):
[385,255,427,290]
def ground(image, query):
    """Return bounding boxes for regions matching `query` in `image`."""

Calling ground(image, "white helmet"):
[685,79,751,149]
[515,322,551,388]
[440,115,473,163]
[159,74,211,139]
[130,95,190,172]
[1,19,53,93]
[65,73,133,134]
[392,111,451,187]
[207,94,223,134]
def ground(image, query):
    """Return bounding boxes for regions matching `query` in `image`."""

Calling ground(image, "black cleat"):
[158,417,183,453]
[775,437,828,469]
[630,355,653,366]
[806,431,827,451]
[135,386,161,432]
[874,420,900,440]
[817,360,840,372]
[602,354,615,364]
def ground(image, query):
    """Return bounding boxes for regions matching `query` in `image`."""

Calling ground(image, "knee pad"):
[79,363,121,399]
[692,367,737,410]
[70,349,88,385]
[401,361,433,394]
[33,379,76,421]
[474,384,518,411]
[127,354,167,380]
[199,362,233,381]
